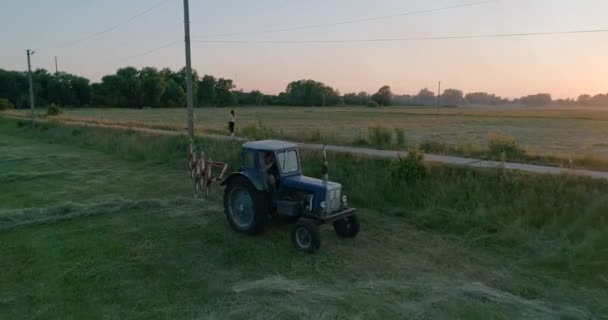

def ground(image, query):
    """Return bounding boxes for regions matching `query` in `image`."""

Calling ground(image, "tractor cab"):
[221,140,359,253]
[239,140,301,190]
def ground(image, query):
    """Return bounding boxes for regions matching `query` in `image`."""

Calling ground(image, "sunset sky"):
[2,0,607,99]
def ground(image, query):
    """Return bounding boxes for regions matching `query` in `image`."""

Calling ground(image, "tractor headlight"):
[320,201,326,209]
[341,195,348,206]
[307,195,314,212]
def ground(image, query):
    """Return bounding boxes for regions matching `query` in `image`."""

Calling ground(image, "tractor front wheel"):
[291,218,320,253]
[224,176,268,235]
[333,215,360,238]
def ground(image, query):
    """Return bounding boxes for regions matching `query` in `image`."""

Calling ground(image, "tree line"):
[1,67,607,109]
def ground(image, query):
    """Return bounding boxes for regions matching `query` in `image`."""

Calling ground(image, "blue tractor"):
[221,140,359,253]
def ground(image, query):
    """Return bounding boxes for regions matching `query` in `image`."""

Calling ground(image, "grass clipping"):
[0,198,193,230]
[207,276,592,320]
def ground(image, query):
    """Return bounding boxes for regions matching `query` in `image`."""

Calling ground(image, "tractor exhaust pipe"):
[322,145,328,182]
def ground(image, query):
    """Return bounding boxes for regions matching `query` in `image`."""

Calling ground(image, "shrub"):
[239,121,276,140]
[309,129,322,142]
[365,100,379,108]
[487,131,526,159]
[352,130,368,146]
[368,125,392,146]
[391,147,427,182]
[47,103,63,116]
[394,128,406,146]
[0,98,14,110]
[420,137,450,154]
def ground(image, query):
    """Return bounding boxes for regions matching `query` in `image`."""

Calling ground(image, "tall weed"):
[368,125,392,146]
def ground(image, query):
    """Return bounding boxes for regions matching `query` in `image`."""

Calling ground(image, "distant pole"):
[26,49,36,124]
[54,56,58,74]
[183,0,195,140]
[436,81,441,115]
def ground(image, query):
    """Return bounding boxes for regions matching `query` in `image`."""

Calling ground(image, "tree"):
[215,78,236,107]
[115,67,140,107]
[465,92,503,105]
[357,92,369,104]
[198,75,217,107]
[344,91,371,105]
[70,76,91,107]
[284,79,340,106]
[372,85,393,106]
[161,79,186,107]
[393,94,413,106]
[590,93,608,106]
[577,94,591,106]
[343,93,358,105]
[0,69,29,108]
[554,98,575,106]
[139,67,163,107]
[248,90,264,106]
[177,67,200,106]
[92,75,124,107]
[441,89,464,107]
[413,88,436,106]
[518,93,552,106]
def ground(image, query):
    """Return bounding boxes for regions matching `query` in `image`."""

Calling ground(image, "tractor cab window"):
[242,151,254,168]
[277,150,299,174]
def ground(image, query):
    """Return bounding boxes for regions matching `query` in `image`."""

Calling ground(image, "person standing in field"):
[228,110,236,137]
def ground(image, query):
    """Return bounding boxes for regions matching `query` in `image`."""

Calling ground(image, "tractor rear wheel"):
[291,218,320,253]
[333,215,360,238]
[224,176,269,235]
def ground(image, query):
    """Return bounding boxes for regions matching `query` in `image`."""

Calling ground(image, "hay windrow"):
[0,197,195,230]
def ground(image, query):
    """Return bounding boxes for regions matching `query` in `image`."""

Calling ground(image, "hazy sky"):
[2,0,607,98]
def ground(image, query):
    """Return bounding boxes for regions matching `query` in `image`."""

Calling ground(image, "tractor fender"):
[221,172,267,192]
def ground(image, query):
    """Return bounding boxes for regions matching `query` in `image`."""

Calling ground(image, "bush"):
[368,125,392,146]
[391,148,427,182]
[487,131,526,159]
[0,98,14,110]
[47,103,63,116]
[239,121,275,140]
[309,129,322,142]
[352,130,368,146]
[365,100,379,108]
[420,137,450,154]
[394,128,406,146]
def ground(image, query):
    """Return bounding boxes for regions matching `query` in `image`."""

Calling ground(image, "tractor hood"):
[281,175,340,191]
[281,175,342,213]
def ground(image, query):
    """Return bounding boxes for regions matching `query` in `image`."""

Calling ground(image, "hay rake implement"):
[187,141,228,198]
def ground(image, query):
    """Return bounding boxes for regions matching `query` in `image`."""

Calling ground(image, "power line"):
[59,0,172,48]
[193,0,497,38]
[61,39,179,73]
[192,29,608,44]
[125,40,180,60]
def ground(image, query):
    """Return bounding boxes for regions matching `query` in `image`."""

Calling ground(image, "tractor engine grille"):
[326,187,341,213]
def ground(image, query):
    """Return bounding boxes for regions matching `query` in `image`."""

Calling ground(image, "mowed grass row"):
[13,107,608,162]
[0,118,607,319]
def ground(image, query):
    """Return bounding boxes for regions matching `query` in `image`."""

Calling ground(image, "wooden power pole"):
[436,81,441,115]
[183,0,195,140]
[26,49,36,124]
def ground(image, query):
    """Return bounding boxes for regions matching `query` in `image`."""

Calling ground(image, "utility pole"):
[183,0,195,140]
[54,56,58,74]
[26,49,36,124]
[436,81,441,115]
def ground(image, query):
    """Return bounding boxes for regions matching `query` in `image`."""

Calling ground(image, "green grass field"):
[1,118,607,319]
[25,106,608,158]
[6,105,608,169]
